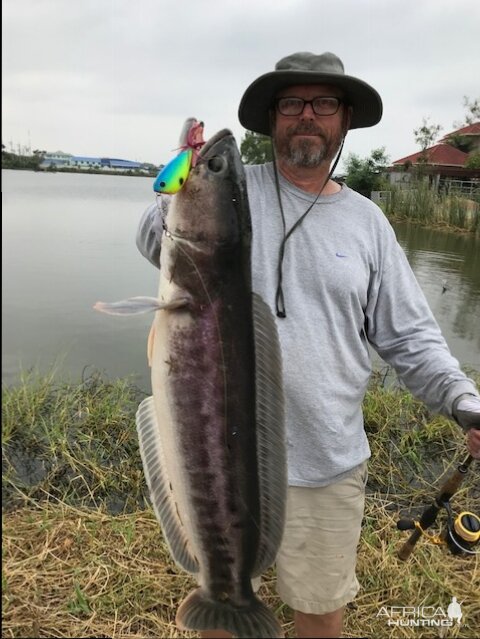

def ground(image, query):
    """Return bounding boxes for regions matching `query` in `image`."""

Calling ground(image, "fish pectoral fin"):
[251,293,287,577]
[136,397,199,574]
[93,295,190,316]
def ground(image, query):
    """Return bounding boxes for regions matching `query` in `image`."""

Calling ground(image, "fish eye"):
[207,156,226,173]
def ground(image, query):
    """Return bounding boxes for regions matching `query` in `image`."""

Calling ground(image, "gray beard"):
[284,138,328,168]
[273,127,342,168]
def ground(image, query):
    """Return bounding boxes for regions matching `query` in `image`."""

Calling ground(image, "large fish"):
[95,124,286,638]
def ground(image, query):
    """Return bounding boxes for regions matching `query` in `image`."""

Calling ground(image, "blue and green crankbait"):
[153,119,205,195]
[153,149,193,194]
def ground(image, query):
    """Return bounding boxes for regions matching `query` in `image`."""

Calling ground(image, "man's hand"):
[453,395,480,459]
[466,427,480,459]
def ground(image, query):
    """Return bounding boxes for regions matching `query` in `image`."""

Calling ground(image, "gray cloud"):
[3,0,479,168]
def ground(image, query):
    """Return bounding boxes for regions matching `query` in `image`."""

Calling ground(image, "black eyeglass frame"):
[275,96,344,117]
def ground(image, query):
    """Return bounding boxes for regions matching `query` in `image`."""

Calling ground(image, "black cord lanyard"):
[273,139,345,318]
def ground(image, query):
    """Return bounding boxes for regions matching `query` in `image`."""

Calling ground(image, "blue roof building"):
[101,158,143,170]
[40,153,146,171]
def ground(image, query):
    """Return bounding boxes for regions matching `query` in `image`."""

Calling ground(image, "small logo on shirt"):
[335,252,348,258]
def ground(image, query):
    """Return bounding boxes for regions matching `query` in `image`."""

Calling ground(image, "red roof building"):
[440,122,480,154]
[392,144,468,167]
[388,122,480,185]
[441,122,480,139]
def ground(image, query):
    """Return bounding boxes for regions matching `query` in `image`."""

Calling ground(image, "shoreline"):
[2,370,479,637]
[1,165,157,178]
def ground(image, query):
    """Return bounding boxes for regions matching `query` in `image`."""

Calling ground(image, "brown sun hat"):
[238,51,382,135]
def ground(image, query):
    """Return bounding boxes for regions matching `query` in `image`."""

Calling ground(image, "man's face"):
[272,83,350,168]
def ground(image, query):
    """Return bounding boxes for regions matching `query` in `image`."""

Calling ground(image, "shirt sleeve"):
[136,197,171,269]
[365,237,479,418]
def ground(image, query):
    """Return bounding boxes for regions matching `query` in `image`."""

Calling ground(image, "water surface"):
[2,170,479,393]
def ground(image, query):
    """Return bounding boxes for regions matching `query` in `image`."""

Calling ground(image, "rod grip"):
[437,455,472,501]
[398,528,422,561]
[440,469,467,497]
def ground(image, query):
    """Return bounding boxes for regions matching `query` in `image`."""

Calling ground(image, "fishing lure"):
[153,149,192,194]
[153,120,205,195]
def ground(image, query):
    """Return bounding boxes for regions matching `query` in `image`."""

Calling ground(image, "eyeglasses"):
[275,96,343,116]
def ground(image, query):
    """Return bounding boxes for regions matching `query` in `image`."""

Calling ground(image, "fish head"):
[165,129,250,246]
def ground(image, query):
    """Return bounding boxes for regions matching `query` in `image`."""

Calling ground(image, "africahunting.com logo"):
[377,596,463,628]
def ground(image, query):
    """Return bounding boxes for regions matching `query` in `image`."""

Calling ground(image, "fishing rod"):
[397,452,480,560]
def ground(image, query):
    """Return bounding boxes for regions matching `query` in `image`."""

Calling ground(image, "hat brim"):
[238,70,382,135]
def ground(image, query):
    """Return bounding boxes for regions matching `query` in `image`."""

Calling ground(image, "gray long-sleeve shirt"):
[137,162,479,486]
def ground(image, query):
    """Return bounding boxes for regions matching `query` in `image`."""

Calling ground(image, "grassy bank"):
[2,371,479,638]
[381,184,480,234]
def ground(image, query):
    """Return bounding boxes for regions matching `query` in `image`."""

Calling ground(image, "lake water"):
[2,169,480,393]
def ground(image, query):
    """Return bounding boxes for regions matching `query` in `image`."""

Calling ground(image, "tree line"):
[1,146,45,170]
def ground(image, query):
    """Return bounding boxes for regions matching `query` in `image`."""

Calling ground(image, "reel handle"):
[398,529,422,561]
[397,519,416,531]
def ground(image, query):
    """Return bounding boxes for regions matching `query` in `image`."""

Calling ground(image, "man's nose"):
[300,101,316,118]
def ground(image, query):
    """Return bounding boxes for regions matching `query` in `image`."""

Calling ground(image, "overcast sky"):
[3,0,480,171]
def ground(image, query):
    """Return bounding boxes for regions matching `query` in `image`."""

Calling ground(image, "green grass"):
[2,369,479,637]
[382,183,480,234]
[2,370,148,513]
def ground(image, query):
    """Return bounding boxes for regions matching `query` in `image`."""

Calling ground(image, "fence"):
[372,181,479,205]
[438,179,480,197]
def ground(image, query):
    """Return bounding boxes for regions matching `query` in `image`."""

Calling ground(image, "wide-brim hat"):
[238,51,383,135]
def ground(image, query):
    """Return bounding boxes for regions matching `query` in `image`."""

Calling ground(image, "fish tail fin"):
[176,588,284,638]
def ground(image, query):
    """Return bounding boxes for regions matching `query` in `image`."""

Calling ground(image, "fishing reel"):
[397,454,479,560]
[397,506,480,557]
[443,508,480,555]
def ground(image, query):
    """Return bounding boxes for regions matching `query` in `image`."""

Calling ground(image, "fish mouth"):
[199,129,234,157]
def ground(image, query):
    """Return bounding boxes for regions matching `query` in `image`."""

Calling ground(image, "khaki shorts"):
[272,462,368,615]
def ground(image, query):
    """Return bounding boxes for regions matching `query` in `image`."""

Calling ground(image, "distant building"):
[441,122,480,152]
[389,144,471,184]
[40,151,73,168]
[70,156,103,169]
[100,158,143,171]
[387,122,480,190]
[40,152,148,172]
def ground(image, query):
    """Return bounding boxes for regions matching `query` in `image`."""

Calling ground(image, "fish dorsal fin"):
[136,396,199,573]
[251,293,287,576]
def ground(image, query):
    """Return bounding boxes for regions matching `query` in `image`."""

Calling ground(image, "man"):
[137,52,480,638]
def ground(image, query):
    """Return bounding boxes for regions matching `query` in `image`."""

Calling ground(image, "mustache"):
[287,122,325,137]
